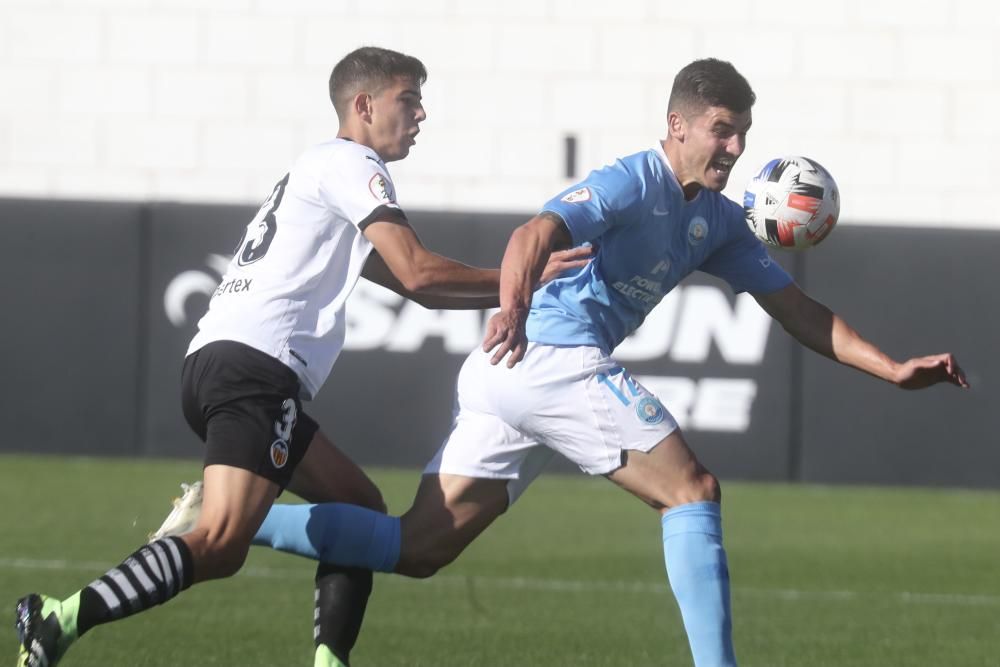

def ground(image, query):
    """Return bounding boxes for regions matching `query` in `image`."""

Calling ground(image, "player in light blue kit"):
[167,58,969,665]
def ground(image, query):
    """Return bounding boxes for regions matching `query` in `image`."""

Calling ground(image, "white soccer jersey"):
[188,138,405,399]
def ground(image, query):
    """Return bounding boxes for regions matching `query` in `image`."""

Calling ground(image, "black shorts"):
[181,340,319,488]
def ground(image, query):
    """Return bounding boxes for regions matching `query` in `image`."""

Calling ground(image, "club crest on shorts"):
[270,439,290,468]
[635,396,665,425]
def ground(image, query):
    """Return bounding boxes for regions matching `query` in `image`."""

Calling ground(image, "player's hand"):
[483,308,529,368]
[893,353,969,390]
[538,245,593,286]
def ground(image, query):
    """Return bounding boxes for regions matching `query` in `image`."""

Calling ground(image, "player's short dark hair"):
[329,46,427,119]
[668,58,756,116]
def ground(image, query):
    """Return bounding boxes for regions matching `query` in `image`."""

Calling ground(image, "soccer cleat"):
[314,644,348,667]
[14,594,77,667]
[148,481,203,542]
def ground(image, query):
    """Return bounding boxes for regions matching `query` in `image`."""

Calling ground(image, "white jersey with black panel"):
[188,138,405,399]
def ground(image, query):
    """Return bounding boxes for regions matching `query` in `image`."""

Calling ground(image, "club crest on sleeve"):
[368,173,394,203]
[270,439,290,468]
[635,396,665,425]
[561,187,591,203]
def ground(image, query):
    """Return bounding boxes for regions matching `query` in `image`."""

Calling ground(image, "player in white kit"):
[212,58,969,666]
[13,46,588,667]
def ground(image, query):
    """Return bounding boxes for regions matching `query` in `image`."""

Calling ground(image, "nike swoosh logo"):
[652,205,670,217]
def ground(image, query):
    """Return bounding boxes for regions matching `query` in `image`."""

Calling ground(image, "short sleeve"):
[540,161,644,245]
[319,148,407,230]
[700,209,793,294]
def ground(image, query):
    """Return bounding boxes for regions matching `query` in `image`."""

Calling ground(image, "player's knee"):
[687,471,721,504]
[207,540,251,579]
[666,470,720,507]
[361,489,388,514]
[399,555,448,579]
[186,529,251,580]
[396,542,460,579]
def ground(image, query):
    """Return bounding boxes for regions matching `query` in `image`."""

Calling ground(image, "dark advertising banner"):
[140,202,260,458]
[798,226,999,487]
[0,199,144,456]
[2,197,996,489]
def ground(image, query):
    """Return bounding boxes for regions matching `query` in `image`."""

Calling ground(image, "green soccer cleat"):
[14,594,78,667]
[314,644,348,667]
[149,481,203,542]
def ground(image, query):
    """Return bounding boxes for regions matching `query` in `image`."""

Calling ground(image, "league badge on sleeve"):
[368,173,395,203]
[561,187,591,203]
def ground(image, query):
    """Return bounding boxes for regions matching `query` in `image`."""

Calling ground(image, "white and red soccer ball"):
[743,156,840,250]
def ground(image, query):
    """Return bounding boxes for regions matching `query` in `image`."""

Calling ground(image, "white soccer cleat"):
[148,481,204,542]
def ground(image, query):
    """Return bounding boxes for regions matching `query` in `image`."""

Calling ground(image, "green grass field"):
[2,454,998,667]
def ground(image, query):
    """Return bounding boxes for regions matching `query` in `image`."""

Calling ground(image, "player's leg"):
[229,352,544,579]
[395,473,510,578]
[12,341,310,667]
[14,464,278,667]
[283,429,387,667]
[246,456,520,580]
[247,345,534,576]
[254,428,395,562]
[605,432,734,667]
[393,367,551,578]
[184,463,282,581]
[517,349,734,667]
[284,429,386,511]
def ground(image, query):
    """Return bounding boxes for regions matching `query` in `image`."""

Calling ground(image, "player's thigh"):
[197,463,281,541]
[604,430,719,511]
[286,429,385,511]
[183,463,280,581]
[396,473,510,576]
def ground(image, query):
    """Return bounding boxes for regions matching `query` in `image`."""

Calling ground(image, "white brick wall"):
[0,0,997,229]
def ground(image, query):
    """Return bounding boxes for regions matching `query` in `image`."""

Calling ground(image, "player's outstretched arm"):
[362,251,498,309]
[753,283,969,390]
[362,244,591,310]
[484,212,574,367]
[363,217,500,296]
[362,216,589,305]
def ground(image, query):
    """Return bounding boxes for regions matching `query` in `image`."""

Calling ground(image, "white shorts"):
[424,343,678,504]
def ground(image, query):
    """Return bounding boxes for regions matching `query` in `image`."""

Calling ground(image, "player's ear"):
[353,92,373,123]
[667,111,685,141]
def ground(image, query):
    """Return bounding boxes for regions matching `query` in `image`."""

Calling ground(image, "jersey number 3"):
[237,173,289,266]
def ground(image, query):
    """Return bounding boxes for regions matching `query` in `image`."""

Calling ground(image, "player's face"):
[672,105,752,194]
[369,76,426,162]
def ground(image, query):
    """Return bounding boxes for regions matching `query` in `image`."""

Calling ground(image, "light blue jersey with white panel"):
[528,142,792,353]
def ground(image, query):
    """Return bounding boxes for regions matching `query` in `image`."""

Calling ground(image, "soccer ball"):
[743,156,840,250]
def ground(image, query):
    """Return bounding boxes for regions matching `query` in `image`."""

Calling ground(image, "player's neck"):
[336,125,382,159]
[660,140,704,202]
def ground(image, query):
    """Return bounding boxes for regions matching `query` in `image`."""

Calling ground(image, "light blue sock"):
[252,503,400,572]
[661,501,737,667]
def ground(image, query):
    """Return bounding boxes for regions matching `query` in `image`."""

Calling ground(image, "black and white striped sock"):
[77,536,194,635]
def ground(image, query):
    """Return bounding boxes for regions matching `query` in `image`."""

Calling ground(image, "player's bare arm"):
[363,216,500,296]
[484,212,574,368]
[362,236,591,311]
[754,283,969,389]
[362,251,499,309]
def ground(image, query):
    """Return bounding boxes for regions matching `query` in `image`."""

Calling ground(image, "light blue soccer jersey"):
[528,142,793,353]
